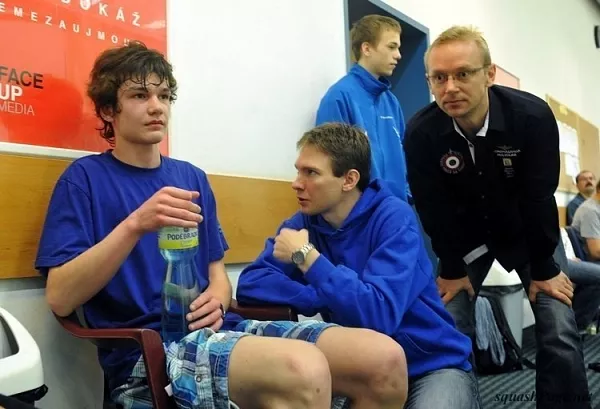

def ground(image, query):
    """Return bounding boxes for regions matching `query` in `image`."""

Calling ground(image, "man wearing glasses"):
[404,25,590,409]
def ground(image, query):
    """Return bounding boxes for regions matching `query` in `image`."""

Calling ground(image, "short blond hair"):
[424,25,492,71]
[350,15,402,63]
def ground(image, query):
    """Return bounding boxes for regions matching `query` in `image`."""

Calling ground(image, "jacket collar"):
[439,85,506,136]
[350,64,391,96]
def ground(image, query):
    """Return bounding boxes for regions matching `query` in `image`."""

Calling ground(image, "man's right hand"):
[127,186,203,234]
[436,276,475,304]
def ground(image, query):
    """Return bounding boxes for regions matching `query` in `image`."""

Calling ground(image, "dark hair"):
[86,41,177,145]
[297,123,371,191]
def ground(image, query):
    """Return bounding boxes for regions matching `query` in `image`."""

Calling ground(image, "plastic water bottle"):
[159,226,200,344]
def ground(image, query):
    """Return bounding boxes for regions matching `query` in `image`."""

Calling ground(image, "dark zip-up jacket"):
[404,85,560,281]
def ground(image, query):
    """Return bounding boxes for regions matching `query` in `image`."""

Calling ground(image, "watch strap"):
[300,242,315,256]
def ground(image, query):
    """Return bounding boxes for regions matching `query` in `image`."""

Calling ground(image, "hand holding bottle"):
[186,292,224,332]
[128,187,203,234]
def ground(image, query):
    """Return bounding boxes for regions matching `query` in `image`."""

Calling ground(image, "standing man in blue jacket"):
[237,123,480,409]
[315,14,408,202]
[315,14,438,268]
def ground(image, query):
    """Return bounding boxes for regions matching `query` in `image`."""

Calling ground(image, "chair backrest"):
[565,226,588,261]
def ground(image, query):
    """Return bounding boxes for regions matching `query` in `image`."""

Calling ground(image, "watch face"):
[291,251,304,265]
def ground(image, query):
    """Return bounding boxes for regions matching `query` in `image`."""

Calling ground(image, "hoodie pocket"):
[399,333,432,356]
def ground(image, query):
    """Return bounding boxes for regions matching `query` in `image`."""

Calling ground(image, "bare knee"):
[229,339,332,409]
[361,331,408,404]
[275,343,332,408]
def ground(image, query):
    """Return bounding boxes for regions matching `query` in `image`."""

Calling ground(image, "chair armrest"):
[230,299,298,321]
[56,313,145,349]
[55,313,176,409]
[54,300,297,409]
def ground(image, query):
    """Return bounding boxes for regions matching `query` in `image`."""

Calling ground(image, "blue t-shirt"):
[35,151,229,390]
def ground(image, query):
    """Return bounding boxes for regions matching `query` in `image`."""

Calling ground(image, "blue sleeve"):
[236,217,326,316]
[397,103,411,199]
[200,173,228,262]
[35,177,94,277]
[315,92,351,125]
[566,200,576,226]
[397,104,406,141]
[303,206,427,335]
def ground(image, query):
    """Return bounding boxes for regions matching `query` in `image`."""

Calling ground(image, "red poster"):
[0,0,168,153]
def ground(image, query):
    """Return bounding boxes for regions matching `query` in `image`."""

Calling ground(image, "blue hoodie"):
[316,64,410,202]
[237,180,472,378]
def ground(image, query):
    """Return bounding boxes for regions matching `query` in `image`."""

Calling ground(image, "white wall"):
[167,0,347,180]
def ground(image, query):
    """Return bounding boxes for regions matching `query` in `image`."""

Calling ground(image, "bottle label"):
[159,227,199,250]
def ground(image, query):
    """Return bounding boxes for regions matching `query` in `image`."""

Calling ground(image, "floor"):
[478,326,600,408]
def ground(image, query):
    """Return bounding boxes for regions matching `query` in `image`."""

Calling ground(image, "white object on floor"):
[0,307,45,396]
[481,260,526,348]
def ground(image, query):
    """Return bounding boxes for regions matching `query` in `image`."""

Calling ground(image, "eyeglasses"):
[426,66,488,87]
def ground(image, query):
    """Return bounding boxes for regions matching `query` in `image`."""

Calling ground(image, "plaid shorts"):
[111,319,349,409]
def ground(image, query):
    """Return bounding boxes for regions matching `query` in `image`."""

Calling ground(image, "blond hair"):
[424,25,492,71]
[350,15,402,63]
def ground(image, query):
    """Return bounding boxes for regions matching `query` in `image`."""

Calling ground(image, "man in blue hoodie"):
[237,123,480,409]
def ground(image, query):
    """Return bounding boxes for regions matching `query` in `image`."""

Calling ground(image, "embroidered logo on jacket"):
[440,150,465,174]
[493,145,521,158]
[494,145,519,178]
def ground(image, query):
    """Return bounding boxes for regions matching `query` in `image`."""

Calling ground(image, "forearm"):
[519,109,560,280]
[237,267,325,315]
[520,197,560,280]
[303,254,410,334]
[205,275,232,310]
[297,249,320,274]
[46,217,141,317]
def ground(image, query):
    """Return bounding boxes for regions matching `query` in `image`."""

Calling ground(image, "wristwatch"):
[291,243,315,266]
